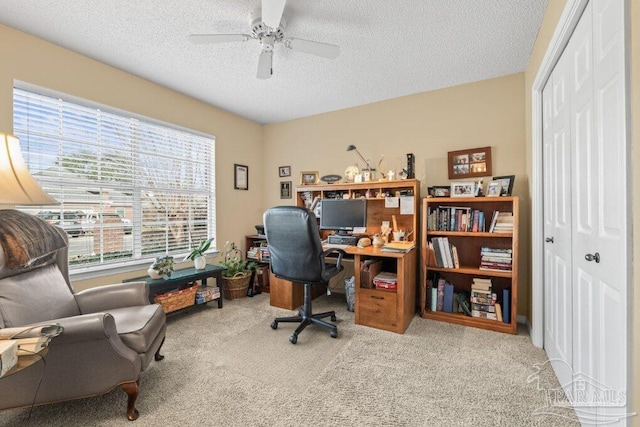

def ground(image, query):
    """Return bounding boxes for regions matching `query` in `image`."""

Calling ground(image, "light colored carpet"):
[0,293,579,426]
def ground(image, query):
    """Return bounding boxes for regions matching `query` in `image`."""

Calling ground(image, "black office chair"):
[264,206,346,344]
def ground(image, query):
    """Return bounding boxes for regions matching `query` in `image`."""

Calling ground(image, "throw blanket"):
[0,210,67,269]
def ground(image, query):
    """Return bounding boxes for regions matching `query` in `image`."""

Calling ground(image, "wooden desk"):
[125,264,226,309]
[348,246,416,334]
[269,245,416,333]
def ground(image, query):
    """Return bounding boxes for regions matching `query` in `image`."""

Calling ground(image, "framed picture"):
[492,175,515,196]
[234,164,248,190]
[280,181,292,199]
[432,186,451,198]
[300,171,319,185]
[448,146,492,179]
[278,166,291,177]
[486,181,502,197]
[451,181,476,197]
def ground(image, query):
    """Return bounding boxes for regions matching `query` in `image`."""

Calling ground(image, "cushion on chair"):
[0,263,81,328]
[106,305,166,354]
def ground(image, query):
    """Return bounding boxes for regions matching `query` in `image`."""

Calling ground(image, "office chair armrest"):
[321,248,347,270]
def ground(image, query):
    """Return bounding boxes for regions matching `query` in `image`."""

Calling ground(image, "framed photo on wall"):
[278,166,291,177]
[451,181,476,197]
[300,171,319,185]
[280,181,292,199]
[448,146,492,179]
[492,175,515,196]
[234,164,248,190]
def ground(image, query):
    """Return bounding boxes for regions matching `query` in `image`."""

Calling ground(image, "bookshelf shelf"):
[420,196,519,334]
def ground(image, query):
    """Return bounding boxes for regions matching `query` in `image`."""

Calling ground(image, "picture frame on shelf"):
[432,186,450,197]
[486,181,502,197]
[451,181,476,197]
[234,164,248,190]
[280,181,292,199]
[492,175,515,196]
[278,166,291,177]
[447,146,492,179]
[300,171,319,185]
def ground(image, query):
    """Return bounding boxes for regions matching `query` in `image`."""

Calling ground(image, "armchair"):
[0,210,166,420]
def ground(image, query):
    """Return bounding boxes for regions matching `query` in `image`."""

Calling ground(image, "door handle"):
[585,252,600,263]
[545,237,554,243]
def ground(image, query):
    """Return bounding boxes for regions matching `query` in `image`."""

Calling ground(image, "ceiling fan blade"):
[188,34,250,44]
[262,0,287,29]
[286,38,340,59]
[257,50,273,79]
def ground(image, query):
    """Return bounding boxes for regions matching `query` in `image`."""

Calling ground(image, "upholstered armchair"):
[0,210,166,420]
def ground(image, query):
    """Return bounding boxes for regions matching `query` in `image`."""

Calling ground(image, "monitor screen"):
[319,199,367,234]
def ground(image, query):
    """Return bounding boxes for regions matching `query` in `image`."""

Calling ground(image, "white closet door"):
[542,42,573,389]
[572,0,627,423]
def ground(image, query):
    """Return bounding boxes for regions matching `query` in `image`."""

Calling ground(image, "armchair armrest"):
[75,281,149,314]
[321,248,346,270]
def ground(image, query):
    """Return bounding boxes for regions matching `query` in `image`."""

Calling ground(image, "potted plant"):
[147,255,175,279]
[184,237,214,270]
[219,241,257,300]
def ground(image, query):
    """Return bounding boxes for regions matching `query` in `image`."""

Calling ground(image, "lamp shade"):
[0,133,58,205]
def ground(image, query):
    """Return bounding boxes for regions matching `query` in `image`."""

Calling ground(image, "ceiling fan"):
[188,0,340,79]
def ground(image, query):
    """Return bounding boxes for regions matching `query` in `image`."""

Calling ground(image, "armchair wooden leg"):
[154,337,165,361]
[121,379,140,421]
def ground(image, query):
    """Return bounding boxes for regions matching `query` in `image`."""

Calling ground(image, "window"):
[13,85,216,275]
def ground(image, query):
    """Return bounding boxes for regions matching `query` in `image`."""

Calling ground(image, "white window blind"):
[13,87,216,272]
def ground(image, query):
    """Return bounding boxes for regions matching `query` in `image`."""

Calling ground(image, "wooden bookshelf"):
[420,196,519,334]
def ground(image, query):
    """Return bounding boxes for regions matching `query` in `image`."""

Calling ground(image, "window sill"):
[69,251,220,282]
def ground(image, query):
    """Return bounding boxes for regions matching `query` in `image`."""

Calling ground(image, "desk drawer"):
[356,289,397,332]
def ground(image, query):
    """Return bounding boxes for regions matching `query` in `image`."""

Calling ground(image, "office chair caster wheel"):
[330,330,337,338]
[271,321,278,330]
[289,334,298,344]
[331,315,337,322]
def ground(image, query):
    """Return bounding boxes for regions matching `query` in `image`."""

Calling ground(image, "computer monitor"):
[319,199,367,235]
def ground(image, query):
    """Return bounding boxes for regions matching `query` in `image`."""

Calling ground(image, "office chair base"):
[271,283,338,344]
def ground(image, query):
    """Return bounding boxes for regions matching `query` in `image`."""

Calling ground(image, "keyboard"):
[322,242,352,249]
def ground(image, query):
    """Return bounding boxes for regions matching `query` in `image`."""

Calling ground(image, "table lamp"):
[0,133,59,205]
[346,144,375,171]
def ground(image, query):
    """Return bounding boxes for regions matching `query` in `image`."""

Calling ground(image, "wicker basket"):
[154,284,199,313]
[221,272,251,300]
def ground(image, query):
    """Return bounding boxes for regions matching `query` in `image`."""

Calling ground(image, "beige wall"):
[263,73,530,316]
[0,24,264,290]
[525,0,639,422]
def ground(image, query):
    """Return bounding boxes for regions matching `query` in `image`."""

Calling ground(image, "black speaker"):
[406,153,415,179]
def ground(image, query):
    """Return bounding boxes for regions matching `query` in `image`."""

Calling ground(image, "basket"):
[153,284,199,313]
[221,272,251,300]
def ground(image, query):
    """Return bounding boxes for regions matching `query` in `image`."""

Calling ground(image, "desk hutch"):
[269,179,420,334]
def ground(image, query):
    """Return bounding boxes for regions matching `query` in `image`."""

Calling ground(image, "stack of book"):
[429,237,459,268]
[470,278,498,320]
[373,272,398,291]
[258,246,270,262]
[489,211,514,233]
[479,247,513,272]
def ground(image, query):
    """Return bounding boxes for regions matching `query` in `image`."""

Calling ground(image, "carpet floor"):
[0,293,579,426]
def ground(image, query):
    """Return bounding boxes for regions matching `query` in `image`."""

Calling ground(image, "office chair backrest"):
[263,206,327,284]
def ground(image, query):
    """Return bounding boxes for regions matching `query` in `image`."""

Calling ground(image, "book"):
[495,303,503,322]
[502,289,510,323]
[381,241,415,252]
[442,237,454,268]
[437,238,450,268]
[451,245,460,269]
[443,282,454,313]
[436,278,446,311]
[457,292,472,316]
[430,287,437,312]
[432,238,445,268]
[472,310,498,320]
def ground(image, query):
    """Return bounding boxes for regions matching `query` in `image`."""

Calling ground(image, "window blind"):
[13,87,216,271]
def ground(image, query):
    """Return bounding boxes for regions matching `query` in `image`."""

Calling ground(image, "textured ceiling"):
[0,0,548,124]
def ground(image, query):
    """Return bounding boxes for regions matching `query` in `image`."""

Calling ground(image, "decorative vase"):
[194,254,207,270]
[372,234,384,248]
[148,266,162,279]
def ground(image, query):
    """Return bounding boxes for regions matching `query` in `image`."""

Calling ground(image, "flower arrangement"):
[151,255,175,277]
[220,241,256,277]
